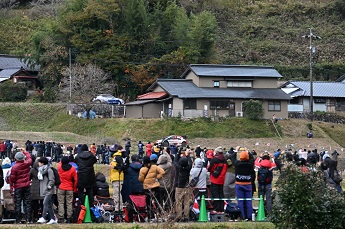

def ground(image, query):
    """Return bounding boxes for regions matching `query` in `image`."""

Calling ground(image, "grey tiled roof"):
[0,55,39,71]
[182,64,282,78]
[287,81,345,98]
[157,79,291,100]
[0,69,20,77]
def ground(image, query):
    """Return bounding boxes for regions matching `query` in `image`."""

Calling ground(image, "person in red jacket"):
[208,147,227,214]
[9,149,32,223]
[57,156,78,223]
[145,141,152,157]
[0,141,5,159]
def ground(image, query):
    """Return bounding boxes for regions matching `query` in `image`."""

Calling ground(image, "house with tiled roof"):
[125,64,291,119]
[280,80,345,112]
[0,54,40,90]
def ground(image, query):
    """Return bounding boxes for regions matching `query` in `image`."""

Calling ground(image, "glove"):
[47,186,52,190]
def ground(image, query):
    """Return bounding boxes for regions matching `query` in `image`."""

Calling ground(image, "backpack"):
[49,167,61,187]
[257,167,270,185]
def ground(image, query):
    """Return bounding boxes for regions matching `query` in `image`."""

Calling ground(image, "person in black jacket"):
[230,149,254,220]
[174,148,192,222]
[75,144,97,206]
[94,172,110,197]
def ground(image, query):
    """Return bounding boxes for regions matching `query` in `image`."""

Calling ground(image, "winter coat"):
[231,152,254,185]
[190,158,207,188]
[30,161,43,200]
[57,162,77,192]
[9,151,32,189]
[157,152,173,190]
[75,150,97,188]
[254,157,276,185]
[128,162,143,194]
[94,173,110,197]
[138,164,165,189]
[110,152,126,182]
[0,142,5,152]
[39,166,56,197]
[174,154,192,188]
[208,153,227,185]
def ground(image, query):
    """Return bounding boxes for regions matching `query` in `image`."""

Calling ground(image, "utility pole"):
[302,28,321,121]
[69,48,72,103]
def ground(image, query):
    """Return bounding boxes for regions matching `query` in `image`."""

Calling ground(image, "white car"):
[155,135,188,147]
[92,94,125,105]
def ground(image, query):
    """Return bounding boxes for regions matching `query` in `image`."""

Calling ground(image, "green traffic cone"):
[256,195,266,221]
[83,195,92,223]
[198,195,208,222]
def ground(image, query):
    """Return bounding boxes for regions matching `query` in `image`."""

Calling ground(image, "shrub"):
[271,163,345,229]
[0,81,27,102]
[244,99,264,120]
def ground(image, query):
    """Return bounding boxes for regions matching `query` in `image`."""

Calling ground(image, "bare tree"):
[60,63,114,119]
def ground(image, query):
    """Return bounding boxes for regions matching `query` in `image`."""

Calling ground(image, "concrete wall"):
[185,71,200,86]
[125,103,162,118]
[262,100,289,119]
[252,78,278,89]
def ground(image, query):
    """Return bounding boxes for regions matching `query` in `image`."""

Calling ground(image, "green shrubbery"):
[271,163,345,229]
[244,99,264,120]
[0,81,27,102]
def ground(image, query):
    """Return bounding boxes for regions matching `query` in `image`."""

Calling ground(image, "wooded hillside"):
[1,0,345,100]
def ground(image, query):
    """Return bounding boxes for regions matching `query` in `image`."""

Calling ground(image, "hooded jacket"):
[9,151,32,189]
[75,150,97,188]
[190,158,207,188]
[208,153,227,185]
[57,162,78,192]
[39,165,56,197]
[128,161,143,194]
[94,173,110,197]
[157,152,173,190]
[174,154,192,188]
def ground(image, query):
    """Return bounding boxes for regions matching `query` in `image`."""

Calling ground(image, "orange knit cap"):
[240,151,249,161]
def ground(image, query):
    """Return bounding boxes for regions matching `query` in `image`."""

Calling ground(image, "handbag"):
[212,163,224,178]
[189,168,203,187]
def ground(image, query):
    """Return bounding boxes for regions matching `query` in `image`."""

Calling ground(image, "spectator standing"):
[110,150,127,211]
[145,142,153,157]
[137,141,144,159]
[125,141,131,156]
[189,158,207,204]
[157,148,173,210]
[37,157,57,224]
[224,148,236,198]
[90,143,97,155]
[254,152,276,214]
[57,156,78,223]
[128,155,143,195]
[0,141,5,159]
[138,156,165,221]
[173,150,192,222]
[231,149,254,220]
[30,159,44,222]
[9,149,32,224]
[75,144,97,206]
[208,147,227,214]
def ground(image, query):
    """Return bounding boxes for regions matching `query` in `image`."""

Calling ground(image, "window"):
[213,81,220,88]
[314,98,326,103]
[184,99,196,109]
[210,101,233,110]
[227,81,252,88]
[268,101,281,111]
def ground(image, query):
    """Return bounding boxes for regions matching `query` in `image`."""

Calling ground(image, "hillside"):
[0,103,344,157]
[1,0,345,94]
